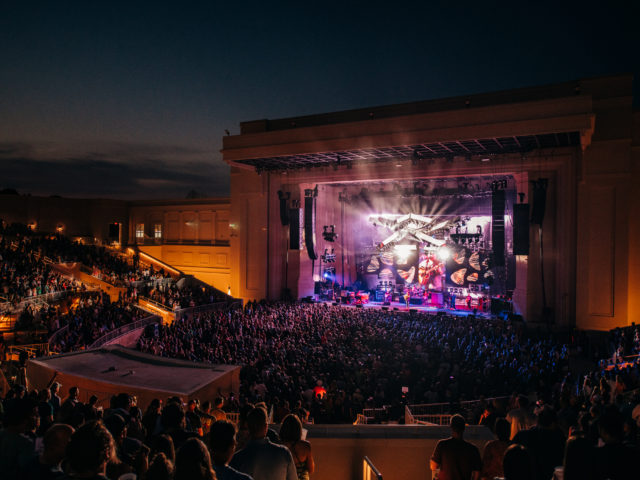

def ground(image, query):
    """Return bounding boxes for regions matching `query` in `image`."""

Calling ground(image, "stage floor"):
[315,298,491,318]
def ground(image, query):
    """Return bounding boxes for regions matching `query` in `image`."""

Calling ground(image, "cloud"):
[0,141,229,199]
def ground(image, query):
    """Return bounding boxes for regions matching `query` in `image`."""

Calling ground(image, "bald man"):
[23,424,75,480]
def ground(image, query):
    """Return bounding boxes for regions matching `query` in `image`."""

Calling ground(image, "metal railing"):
[354,414,368,425]
[0,290,72,314]
[139,296,173,312]
[7,343,51,359]
[174,301,242,321]
[48,325,69,349]
[89,315,160,349]
[411,414,453,425]
[404,396,511,425]
[363,456,383,480]
[226,412,240,425]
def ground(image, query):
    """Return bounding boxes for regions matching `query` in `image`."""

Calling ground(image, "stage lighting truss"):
[368,213,457,251]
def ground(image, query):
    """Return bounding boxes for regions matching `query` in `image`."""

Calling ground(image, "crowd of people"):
[0,384,313,480]
[132,281,228,312]
[47,292,145,353]
[0,236,80,307]
[3,220,640,478]
[138,302,582,424]
[430,391,638,480]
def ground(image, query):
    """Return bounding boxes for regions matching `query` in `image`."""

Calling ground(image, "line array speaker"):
[304,190,317,260]
[531,179,548,225]
[278,191,290,226]
[289,208,301,250]
[492,189,505,266]
[513,203,530,255]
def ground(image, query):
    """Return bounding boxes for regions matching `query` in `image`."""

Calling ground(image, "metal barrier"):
[413,414,453,425]
[1,290,72,314]
[354,414,368,425]
[8,343,50,359]
[48,325,69,349]
[89,315,160,349]
[405,396,510,425]
[403,402,450,416]
[139,296,173,312]
[363,456,383,480]
[174,301,242,321]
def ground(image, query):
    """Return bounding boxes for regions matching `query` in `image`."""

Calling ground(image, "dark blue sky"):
[1,1,637,199]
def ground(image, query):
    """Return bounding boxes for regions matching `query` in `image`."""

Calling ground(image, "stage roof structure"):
[219,75,617,171]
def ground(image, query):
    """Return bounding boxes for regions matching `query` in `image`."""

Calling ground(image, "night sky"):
[1,1,637,200]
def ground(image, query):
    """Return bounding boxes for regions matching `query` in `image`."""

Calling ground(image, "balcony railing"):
[89,315,160,349]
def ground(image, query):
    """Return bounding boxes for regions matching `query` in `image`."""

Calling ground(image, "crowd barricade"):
[88,314,160,349]
[404,396,510,425]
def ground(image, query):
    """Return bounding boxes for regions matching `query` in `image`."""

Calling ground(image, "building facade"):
[222,74,639,330]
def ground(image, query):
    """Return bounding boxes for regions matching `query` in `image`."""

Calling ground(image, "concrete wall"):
[304,424,494,480]
[139,244,231,293]
[128,198,230,246]
[224,75,640,329]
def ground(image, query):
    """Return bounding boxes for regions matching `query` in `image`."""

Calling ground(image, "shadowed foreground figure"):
[230,407,297,480]
[430,414,481,480]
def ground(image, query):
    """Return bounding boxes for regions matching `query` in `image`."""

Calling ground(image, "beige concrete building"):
[222,74,639,330]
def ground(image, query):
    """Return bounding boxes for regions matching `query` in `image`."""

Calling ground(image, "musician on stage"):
[403,290,410,308]
[418,252,445,304]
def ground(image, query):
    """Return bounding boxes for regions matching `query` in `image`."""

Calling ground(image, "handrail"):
[226,412,240,425]
[363,456,383,480]
[89,315,160,349]
[139,296,174,312]
[1,290,72,314]
[48,325,69,348]
[174,301,242,321]
[8,343,50,358]
[354,414,368,425]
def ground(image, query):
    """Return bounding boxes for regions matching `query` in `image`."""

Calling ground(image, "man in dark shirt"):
[430,414,482,480]
[512,406,565,480]
[22,423,74,480]
[594,409,636,480]
[230,407,296,480]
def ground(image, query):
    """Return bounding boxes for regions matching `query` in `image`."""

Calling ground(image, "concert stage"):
[223,75,640,329]
[314,299,493,318]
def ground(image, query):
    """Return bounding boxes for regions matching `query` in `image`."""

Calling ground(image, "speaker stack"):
[492,189,505,266]
[304,188,317,260]
[513,203,530,255]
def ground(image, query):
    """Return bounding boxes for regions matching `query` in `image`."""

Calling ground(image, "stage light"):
[394,244,416,264]
[437,246,451,261]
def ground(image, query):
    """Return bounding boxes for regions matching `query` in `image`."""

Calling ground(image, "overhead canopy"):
[222,79,598,171]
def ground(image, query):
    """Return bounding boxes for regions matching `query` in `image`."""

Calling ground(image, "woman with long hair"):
[175,438,217,480]
[279,414,315,480]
